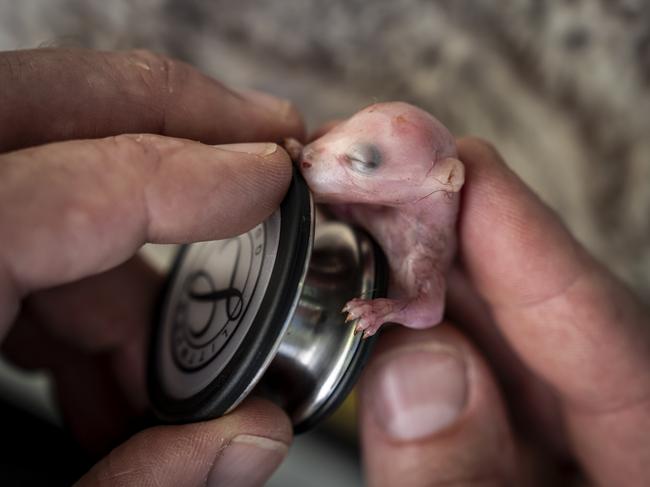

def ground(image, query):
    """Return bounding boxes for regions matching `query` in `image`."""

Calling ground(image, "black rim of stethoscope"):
[147,172,387,431]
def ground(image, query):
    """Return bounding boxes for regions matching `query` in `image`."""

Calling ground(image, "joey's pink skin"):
[298,102,464,337]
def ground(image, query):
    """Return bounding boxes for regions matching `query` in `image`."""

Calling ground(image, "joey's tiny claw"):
[355,319,369,335]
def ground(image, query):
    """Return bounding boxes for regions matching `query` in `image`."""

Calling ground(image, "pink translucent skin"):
[298,102,465,337]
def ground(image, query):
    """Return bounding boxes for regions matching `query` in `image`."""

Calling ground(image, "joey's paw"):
[341,298,397,339]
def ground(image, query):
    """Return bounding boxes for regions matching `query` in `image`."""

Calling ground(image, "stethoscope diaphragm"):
[148,173,387,432]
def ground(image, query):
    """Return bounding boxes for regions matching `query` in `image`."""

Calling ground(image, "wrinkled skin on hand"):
[298,102,465,337]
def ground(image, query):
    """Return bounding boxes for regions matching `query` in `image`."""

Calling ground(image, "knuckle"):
[98,134,187,237]
[124,49,187,99]
[101,133,170,173]
[103,133,150,157]
[111,50,190,133]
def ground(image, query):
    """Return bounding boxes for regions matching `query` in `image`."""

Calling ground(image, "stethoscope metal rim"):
[147,173,387,432]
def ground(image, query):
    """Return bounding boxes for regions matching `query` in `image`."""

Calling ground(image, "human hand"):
[0,48,303,485]
[357,138,650,486]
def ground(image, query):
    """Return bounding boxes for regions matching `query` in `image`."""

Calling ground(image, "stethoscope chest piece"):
[148,174,387,432]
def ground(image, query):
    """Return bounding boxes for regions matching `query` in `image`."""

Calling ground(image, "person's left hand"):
[0,47,304,485]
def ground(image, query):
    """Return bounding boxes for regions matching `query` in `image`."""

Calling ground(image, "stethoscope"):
[148,172,388,432]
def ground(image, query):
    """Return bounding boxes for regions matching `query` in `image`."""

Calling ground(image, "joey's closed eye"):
[346,143,382,173]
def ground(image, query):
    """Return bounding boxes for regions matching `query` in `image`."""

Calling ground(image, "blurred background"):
[0,0,649,485]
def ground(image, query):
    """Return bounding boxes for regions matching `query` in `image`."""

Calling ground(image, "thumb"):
[75,399,292,487]
[0,134,291,334]
[358,325,520,486]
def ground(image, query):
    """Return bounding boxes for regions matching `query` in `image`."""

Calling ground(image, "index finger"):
[456,137,650,484]
[0,48,305,152]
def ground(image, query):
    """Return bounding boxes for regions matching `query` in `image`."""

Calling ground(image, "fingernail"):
[236,88,294,118]
[215,143,278,157]
[208,434,288,487]
[366,344,468,441]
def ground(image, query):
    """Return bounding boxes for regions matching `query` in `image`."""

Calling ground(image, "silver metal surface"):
[258,221,377,426]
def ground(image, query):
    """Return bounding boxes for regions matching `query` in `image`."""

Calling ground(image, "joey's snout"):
[300,145,316,169]
[301,144,325,167]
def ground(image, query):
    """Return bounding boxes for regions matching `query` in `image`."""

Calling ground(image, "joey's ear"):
[431,157,465,192]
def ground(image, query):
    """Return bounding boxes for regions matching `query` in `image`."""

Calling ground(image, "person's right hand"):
[357,138,650,486]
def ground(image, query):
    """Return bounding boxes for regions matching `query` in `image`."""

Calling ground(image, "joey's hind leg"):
[342,290,445,338]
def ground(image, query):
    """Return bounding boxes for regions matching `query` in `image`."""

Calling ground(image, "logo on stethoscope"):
[171,224,266,371]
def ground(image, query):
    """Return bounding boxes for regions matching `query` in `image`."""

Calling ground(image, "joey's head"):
[299,102,464,205]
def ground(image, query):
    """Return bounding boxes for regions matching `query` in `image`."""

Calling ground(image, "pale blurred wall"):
[1,0,648,298]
